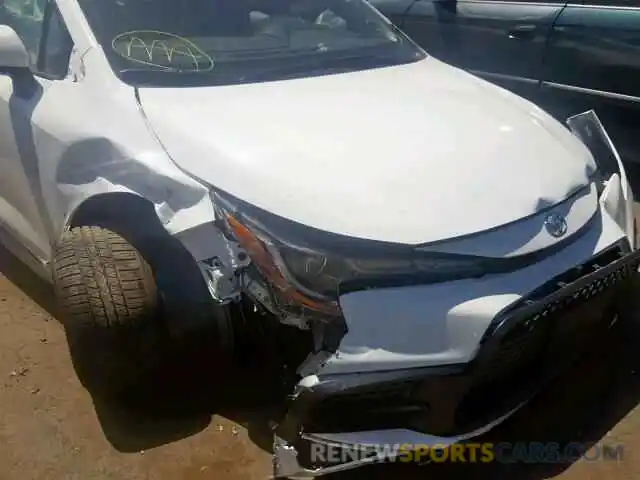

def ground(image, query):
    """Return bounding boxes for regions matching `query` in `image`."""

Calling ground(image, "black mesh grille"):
[455,244,638,429]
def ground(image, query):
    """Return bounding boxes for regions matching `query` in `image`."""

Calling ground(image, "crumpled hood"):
[138,57,595,245]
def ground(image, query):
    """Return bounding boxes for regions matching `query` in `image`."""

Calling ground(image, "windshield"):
[77,0,426,87]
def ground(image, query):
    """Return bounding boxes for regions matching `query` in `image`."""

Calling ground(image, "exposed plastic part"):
[243,273,279,314]
[272,402,526,478]
[567,110,634,247]
[297,350,333,377]
[198,257,242,304]
[173,220,250,303]
[280,315,312,330]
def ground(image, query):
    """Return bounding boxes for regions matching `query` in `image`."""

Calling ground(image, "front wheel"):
[53,226,164,399]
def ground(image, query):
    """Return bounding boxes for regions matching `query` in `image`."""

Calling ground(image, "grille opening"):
[306,381,427,432]
[455,246,632,431]
[525,245,626,303]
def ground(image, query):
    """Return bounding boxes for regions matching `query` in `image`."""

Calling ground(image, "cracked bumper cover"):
[273,241,640,478]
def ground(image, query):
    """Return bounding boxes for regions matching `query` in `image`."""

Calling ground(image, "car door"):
[401,0,567,98]
[0,0,73,267]
[540,0,640,164]
[367,0,418,25]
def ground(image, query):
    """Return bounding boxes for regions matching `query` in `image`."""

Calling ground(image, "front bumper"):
[273,240,640,478]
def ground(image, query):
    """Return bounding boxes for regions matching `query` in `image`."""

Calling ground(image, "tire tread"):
[53,226,157,330]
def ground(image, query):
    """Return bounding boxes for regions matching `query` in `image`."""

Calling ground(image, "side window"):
[0,0,73,78]
[38,4,73,78]
[2,0,47,66]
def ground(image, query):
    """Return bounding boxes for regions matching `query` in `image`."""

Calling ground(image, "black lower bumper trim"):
[276,241,640,465]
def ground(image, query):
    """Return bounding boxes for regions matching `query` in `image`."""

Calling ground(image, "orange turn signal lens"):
[225,214,340,315]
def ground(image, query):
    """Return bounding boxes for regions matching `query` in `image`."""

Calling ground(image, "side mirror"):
[0,25,38,97]
[0,25,30,71]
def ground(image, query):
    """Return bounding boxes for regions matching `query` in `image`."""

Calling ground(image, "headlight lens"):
[278,247,485,297]
[213,192,488,315]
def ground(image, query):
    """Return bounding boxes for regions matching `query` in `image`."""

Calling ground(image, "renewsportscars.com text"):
[310,442,625,465]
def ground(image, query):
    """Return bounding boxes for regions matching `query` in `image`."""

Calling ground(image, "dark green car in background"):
[372,0,640,164]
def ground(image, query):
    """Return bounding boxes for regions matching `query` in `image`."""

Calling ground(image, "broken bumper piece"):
[272,403,523,478]
[273,241,640,478]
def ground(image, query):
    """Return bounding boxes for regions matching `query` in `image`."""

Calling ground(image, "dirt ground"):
[3,205,640,480]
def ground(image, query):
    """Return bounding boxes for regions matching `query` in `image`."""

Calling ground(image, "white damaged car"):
[0,0,638,478]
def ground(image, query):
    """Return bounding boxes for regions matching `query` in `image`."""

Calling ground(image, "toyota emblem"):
[544,213,568,238]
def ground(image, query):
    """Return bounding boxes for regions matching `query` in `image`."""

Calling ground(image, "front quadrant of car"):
[272,112,639,479]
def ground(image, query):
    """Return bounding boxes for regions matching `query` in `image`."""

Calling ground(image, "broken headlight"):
[213,191,488,317]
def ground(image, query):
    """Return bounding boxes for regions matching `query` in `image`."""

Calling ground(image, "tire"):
[53,226,163,399]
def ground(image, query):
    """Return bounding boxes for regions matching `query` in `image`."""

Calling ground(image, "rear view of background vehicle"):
[371,0,640,165]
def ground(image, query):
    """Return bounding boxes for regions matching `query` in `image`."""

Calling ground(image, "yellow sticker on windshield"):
[112,30,215,72]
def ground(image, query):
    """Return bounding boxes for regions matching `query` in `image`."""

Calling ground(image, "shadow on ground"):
[89,346,285,455]
[0,242,284,456]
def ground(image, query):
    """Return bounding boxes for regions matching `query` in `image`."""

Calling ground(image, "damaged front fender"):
[566,110,635,246]
[60,143,214,235]
[17,60,218,265]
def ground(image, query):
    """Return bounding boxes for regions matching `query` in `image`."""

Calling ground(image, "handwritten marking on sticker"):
[112,30,214,72]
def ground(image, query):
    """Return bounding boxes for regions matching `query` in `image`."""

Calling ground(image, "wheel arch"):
[60,191,234,346]
[64,191,164,234]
